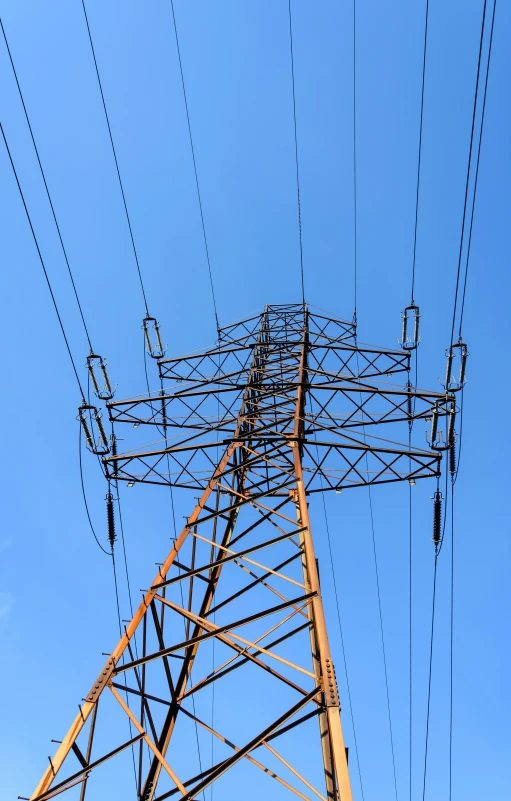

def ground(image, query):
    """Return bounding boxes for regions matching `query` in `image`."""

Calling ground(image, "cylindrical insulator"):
[447,405,456,446]
[413,310,420,343]
[406,381,413,418]
[87,364,100,394]
[401,311,408,345]
[79,413,94,450]
[161,391,167,432]
[445,350,454,389]
[459,349,468,385]
[432,490,442,548]
[143,323,153,354]
[100,362,113,395]
[95,413,109,449]
[430,404,439,445]
[106,491,116,547]
[449,437,456,475]
[155,323,164,353]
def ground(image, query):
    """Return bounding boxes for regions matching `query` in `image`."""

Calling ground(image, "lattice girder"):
[31,305,449,801]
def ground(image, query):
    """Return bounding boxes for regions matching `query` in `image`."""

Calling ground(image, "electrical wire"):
[0,122,86,399]
[353,351,399,800]
[80,0,150,317]
[169,0,220,334]
[410,0,430,304]
[449,481,455,801]
[449,0,488,347]
[310,397,364,796]
[367,485,399,801]
[352,0,358,324]
[0,17,94,353]
[167,468,206,801]
[407,426,414,801]
[421,553,438,801]
[458,0,497,338]
[408,339,419,801]
[316,455,365,800]
[111,545,139,791]
[287,0,306,306]
[79,424,111,555]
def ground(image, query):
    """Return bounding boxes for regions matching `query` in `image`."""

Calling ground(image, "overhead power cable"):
[354,352,399,800]
[169,0,220,334]
[1,17,94,353]
[310,406,365,798]
[406,4,430,783]
[78,424,111,555]
[80,0,150,317]
[449,0,489,347]
[457,0,497,339]
[352,0,358,324]
[421,553,438,801]
[367,486,399,801]
[315,451,365,800]
[449,482,455,800]
[287,0,306,306]
[1,122,86,399]
[410,0,430,304]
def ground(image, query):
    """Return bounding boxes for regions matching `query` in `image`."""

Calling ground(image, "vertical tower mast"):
[30,304,451,801]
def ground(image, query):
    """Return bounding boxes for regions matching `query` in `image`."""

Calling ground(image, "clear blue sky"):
[0,1,509,799]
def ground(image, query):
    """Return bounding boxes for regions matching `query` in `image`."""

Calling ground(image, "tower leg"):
[293,448,353,801]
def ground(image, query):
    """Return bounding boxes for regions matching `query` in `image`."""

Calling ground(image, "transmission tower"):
[30,303,454,801]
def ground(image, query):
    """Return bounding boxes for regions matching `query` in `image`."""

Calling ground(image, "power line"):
[408,435,413,801]
[409,331,419,801]
[312,419,365,799]
[421,553,438,801]
[410,0,430,304]
[169,0,220,334]
[1,17,94,352]
[449,0,488,347]
[1,122,86,399]
[287,0,306,306]
[458,0,497,338]
[320,483,365,800]
[367,485,399,801]
[352,0,358,323]
[354,350,399,800]
[80,0,150,317]
[78,424,111,555]
[449,482,455,800]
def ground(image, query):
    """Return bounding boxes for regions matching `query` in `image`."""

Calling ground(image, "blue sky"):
[0,1,509,799]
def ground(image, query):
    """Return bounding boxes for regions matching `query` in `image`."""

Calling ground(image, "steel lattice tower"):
[31,304,453,801]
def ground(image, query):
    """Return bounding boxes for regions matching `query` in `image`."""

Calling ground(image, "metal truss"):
[31,304,452,801]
